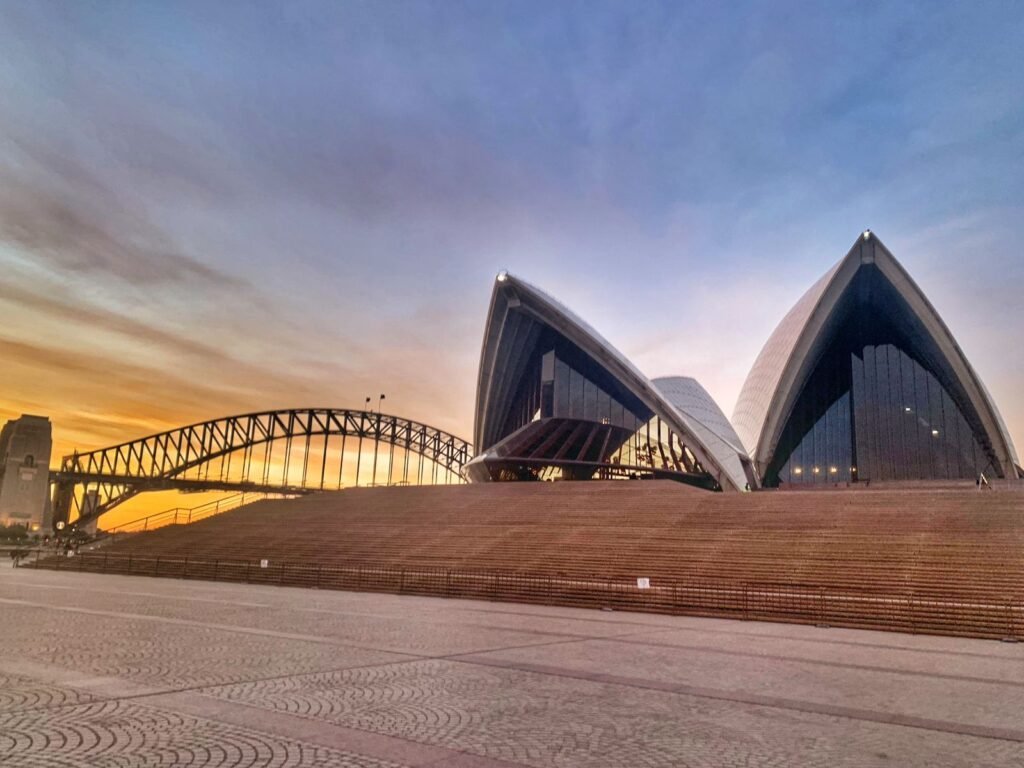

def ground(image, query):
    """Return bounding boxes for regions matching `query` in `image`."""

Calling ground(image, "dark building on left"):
[0,415,53,531]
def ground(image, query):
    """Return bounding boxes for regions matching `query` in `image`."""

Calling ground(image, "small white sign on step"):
[636,577,650,589]
[260,559,269,569]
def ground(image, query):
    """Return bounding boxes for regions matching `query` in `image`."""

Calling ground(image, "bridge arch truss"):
[53,408,473,527]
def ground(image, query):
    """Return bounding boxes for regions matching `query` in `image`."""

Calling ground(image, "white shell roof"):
[652,376,753,491]
[474,272,753,490]
[731,260,840,458]
[731,232,1019,480]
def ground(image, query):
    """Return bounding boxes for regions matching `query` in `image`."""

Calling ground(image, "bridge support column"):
[51,480,75,532]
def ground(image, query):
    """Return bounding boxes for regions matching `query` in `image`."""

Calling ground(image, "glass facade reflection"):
[551,355,640,431]
[772,343,989,486]
[489,341,706,482]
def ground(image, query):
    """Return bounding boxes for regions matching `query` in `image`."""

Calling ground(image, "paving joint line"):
[0,596,435,659]
[0,595,619,662]
[3,579,272,607]
[7,579,611,644]
[455,604,1020,660]
[443,654,1024,745]
[592,634,1024,688]
[610,619,1024,660]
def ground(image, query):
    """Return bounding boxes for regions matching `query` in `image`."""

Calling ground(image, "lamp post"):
[356,396,371,486]
[372,394,385,486]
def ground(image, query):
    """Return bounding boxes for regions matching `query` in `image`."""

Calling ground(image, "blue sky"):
[0,0,1021,458]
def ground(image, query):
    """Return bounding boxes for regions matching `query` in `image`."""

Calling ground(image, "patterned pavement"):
[1,566,1023,767]
[0,699,403,768]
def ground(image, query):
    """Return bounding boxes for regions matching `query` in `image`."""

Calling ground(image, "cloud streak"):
[0,140,244,288]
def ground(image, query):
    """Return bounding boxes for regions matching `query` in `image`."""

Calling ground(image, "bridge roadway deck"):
[1,567,1023,767]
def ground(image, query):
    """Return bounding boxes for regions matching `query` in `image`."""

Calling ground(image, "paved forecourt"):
[1,567,1023,768]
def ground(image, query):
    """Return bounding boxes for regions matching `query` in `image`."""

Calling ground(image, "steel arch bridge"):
[51,408,473,529]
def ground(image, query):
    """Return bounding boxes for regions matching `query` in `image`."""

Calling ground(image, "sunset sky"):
[1,2,1022,521]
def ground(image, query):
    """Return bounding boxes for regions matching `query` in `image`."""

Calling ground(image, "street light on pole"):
[356,396,371,486]
[372,394,386,486]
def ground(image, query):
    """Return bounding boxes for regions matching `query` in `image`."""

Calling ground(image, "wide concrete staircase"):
[31,481,1024,639]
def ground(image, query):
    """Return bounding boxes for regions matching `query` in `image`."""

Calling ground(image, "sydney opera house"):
[466,232,1021,491]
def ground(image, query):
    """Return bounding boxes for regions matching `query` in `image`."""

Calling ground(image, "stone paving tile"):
[1,580,582,657]
[1,572,627,634]
[620,626,1024,681]
[637,612,1024,658]
[202,658,1024,768]
[468,636,1024,732]
[0,673,99,714]
[0,601,408,690]
[0,699,407,768]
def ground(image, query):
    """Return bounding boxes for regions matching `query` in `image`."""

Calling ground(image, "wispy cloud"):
[0,281,236,362]
[0,140,244,288]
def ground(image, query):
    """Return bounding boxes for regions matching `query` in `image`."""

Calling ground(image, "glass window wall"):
[773,343,990,485]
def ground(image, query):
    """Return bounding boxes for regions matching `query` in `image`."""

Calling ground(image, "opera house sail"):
[466,272,756,491]
[733,231,1021,487]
